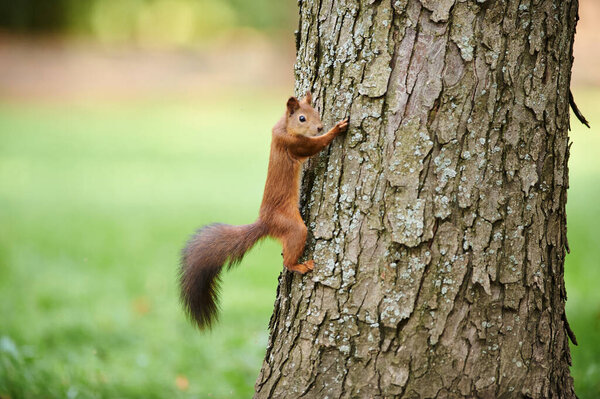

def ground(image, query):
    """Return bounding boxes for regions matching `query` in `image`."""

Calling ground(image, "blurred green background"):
[0,0,295,45]
[0,1,599,398]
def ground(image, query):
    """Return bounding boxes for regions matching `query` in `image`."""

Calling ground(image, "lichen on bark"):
[255,0,579,398]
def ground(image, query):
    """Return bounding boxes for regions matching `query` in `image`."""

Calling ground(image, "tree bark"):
[255,0,578,397]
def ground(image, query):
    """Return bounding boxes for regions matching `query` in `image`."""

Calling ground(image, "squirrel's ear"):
[287,97,300,115]
[304,91,312,105]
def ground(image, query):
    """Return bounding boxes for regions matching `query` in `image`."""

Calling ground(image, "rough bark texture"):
[255,0,578,397]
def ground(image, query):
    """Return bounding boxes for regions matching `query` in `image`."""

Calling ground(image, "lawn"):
[0,89,599,398]
[0,92,286,398]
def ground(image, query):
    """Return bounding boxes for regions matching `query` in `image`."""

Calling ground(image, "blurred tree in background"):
[0,0,70,32]
[0,0,297,45]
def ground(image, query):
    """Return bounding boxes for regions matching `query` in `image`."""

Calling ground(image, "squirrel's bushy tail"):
[180,221,267,329]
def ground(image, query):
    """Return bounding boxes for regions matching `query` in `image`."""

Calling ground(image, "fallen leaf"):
[175,375,189,391]
[132,297,150,315]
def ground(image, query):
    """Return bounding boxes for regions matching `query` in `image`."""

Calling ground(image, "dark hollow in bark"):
[255,1,578,398]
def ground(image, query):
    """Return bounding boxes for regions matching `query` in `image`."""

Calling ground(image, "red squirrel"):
[180,92,349,329]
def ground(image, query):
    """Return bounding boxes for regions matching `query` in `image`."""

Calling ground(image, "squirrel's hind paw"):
[286,260,314,274]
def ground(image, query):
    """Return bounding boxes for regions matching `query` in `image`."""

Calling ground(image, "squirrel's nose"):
[317,126,323,132]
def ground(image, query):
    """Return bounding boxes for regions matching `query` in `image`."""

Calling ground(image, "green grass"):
[0,89,599,398]
[0,92,286,398]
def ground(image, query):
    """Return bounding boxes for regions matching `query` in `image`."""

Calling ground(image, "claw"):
[286,260,315,274]
[336,118,349,133]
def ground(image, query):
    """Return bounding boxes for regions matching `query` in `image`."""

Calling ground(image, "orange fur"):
[180,92,348,329]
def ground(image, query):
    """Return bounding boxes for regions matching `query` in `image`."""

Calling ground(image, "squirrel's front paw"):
[335,118,350,134]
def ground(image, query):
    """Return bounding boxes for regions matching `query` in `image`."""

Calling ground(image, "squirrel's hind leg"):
[280,222,313,274]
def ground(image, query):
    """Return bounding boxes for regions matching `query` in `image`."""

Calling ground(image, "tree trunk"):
[255,0,578,397]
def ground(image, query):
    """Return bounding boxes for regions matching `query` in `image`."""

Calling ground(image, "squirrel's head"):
[285,92,323,137]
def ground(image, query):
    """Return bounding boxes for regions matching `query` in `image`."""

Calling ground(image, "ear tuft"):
[287,97,300,115]
[304,91,313,105]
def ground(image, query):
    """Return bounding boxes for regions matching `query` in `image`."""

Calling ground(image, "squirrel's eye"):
[299,115,306,122]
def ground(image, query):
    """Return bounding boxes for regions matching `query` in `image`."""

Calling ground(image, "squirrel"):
[180,92,349,329]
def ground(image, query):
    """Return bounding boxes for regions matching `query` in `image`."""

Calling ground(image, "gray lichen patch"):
[358,53,393,97]
[380,247,431,328]
[467,218,493,294]
[433,91,469,145]
[386,118,433,188]
[357,1,394,97]
[388,197,425,247]
[311,241,342,289]
[449,1,476,62]
[428,252,468,344]
[519,161,538,196]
